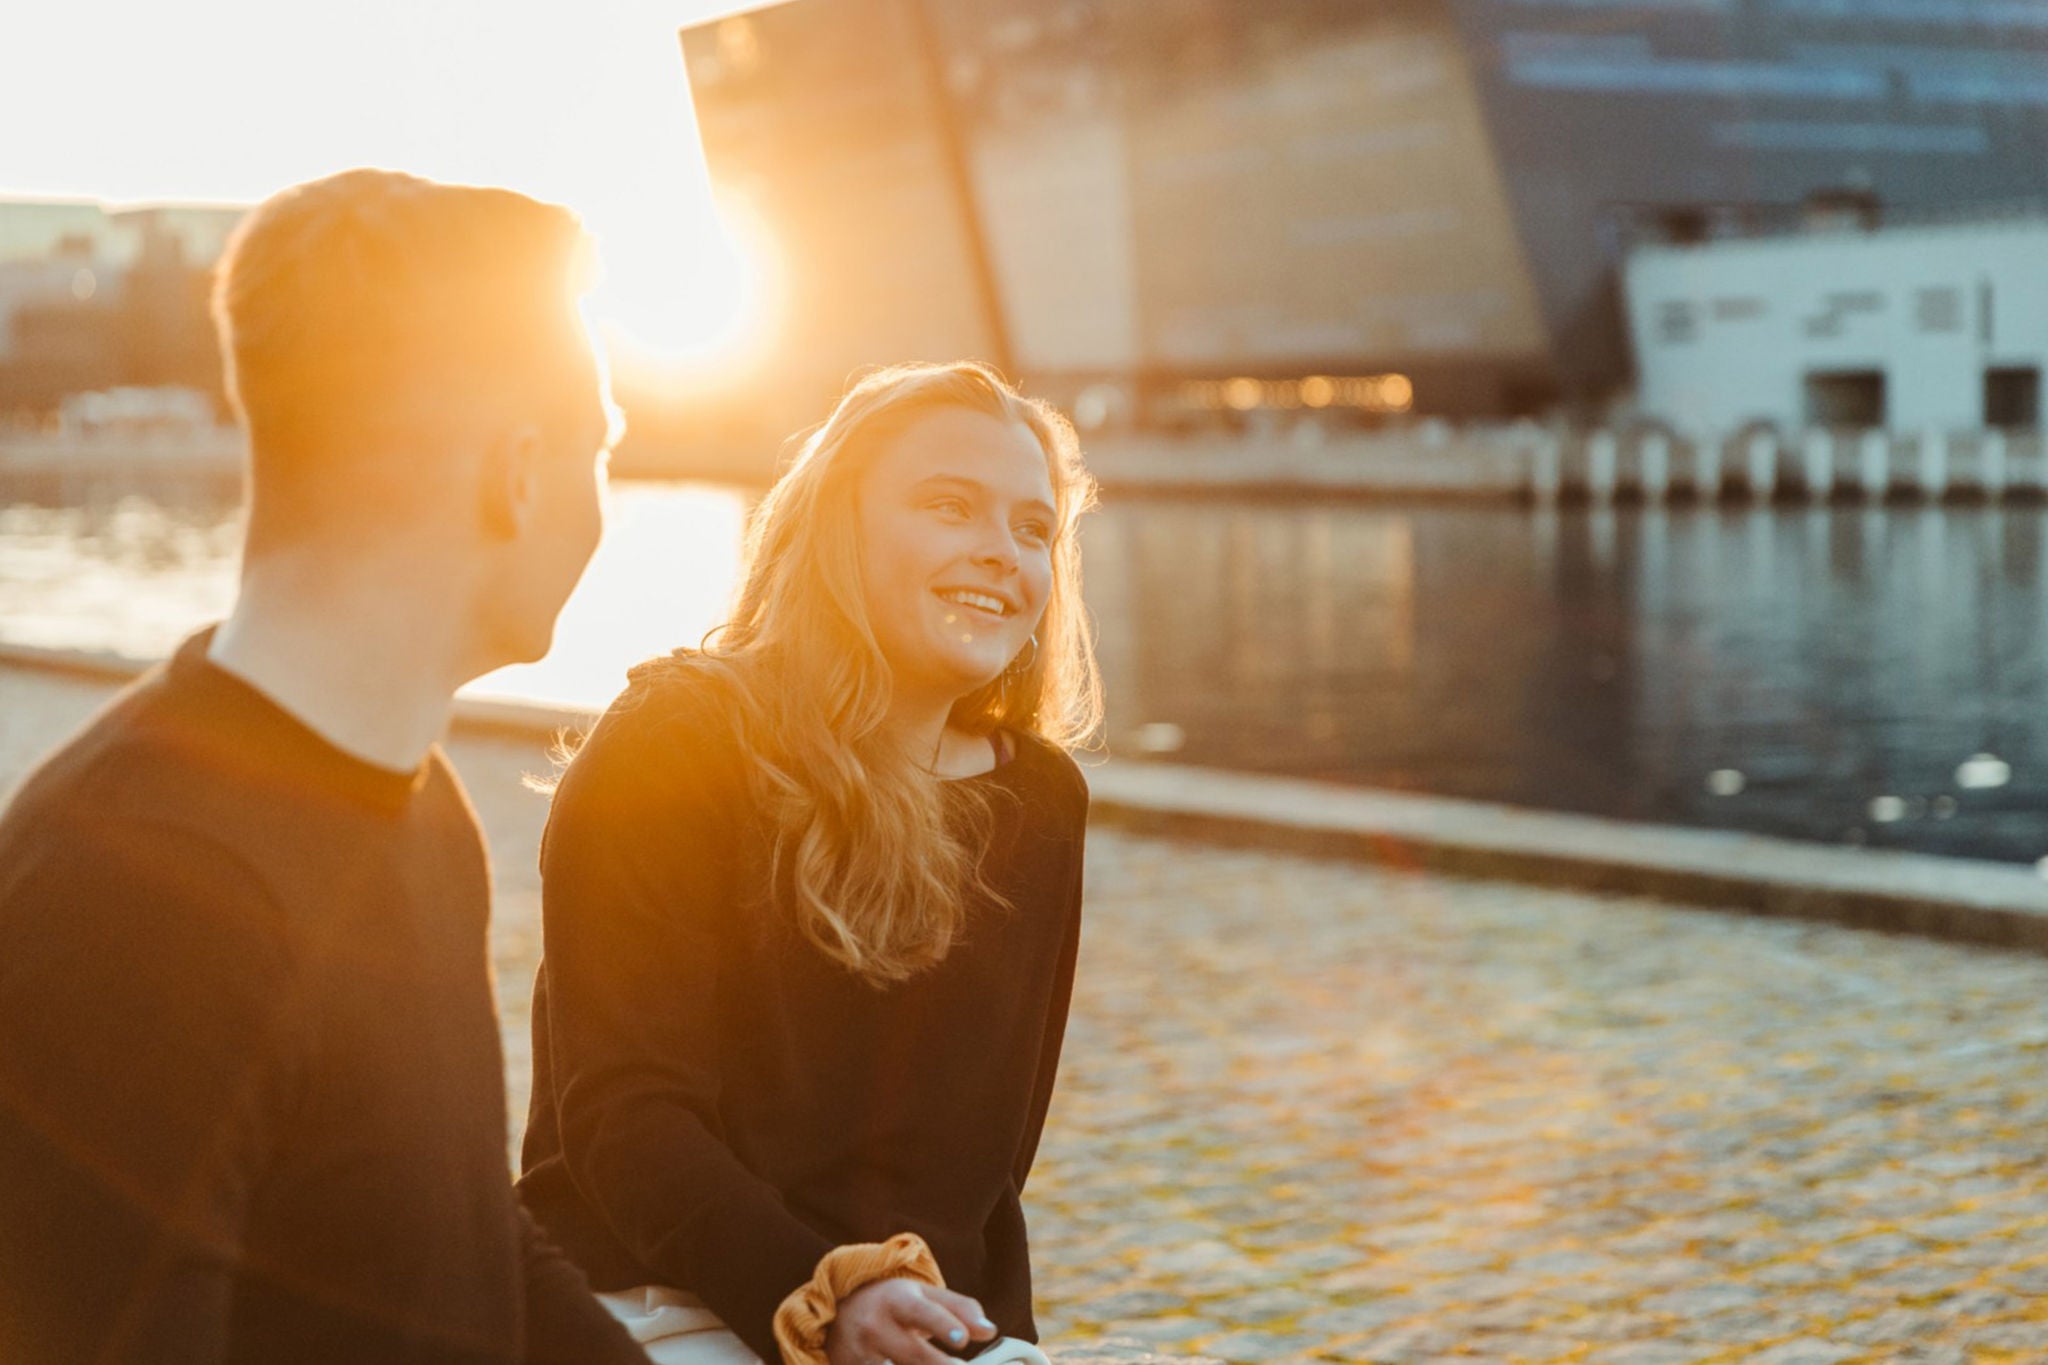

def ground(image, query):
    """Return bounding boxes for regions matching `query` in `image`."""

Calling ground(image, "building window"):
[1822,290,1884,315]
[1985,366,2040,430]
[1805,370,1886,430]
[1654,300,1696,344]
[1914,287,1962,334]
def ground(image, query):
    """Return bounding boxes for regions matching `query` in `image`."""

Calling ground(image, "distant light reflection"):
[1705,769,1745,797]
[1132,722,1186,755]
[1955,753,2012,790]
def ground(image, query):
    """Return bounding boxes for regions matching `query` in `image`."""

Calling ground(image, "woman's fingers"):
[833,1278,999,1365]
[923,1287,998,1342]
[873,1329,958,1365]
[884,1280,979,1348]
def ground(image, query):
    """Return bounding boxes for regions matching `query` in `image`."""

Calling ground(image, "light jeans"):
[598,1286,762,1365]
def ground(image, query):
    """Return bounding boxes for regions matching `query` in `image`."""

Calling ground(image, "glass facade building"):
[681,0,2048,423]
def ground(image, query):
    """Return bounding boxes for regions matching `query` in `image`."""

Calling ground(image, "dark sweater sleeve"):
[1012,807,1086,1193]
[0,821,300,1365]
[514,1205,649,1364]
[535,699,833,1360]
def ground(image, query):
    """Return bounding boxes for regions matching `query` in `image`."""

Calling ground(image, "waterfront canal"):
[5,474,2048,865]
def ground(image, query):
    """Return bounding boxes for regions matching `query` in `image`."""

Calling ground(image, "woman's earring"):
[998,634,1039,708]
[1009,633,1040,675]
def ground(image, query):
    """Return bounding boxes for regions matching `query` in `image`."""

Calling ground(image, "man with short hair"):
[0,169,647,1364]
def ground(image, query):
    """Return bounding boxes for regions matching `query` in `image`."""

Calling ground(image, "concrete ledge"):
[0,642,156,684]
[6,641,2046,954]
[0,642,601,742]
[1084,761,2048,954]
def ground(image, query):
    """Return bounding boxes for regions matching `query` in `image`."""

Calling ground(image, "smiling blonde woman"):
[517,362,1101,1365]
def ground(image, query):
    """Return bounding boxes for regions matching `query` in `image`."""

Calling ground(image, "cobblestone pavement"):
[7,669,2048,1364]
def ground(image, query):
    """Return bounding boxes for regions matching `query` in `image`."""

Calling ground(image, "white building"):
[1625,213,2048,438]
[59,386,217,437]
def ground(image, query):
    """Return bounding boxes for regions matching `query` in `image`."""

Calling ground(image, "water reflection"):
[6,476,2048,863]
[1084,500,2048,864]
[0,479,753,709]
[0,488,241,657]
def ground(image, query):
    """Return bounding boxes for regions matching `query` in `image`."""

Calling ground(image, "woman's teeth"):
[938,589,1009,617]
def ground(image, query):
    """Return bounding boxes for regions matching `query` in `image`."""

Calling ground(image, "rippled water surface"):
[6,474,2047,863]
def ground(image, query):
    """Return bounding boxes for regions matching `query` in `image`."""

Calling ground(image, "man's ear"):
[479,424,546,540]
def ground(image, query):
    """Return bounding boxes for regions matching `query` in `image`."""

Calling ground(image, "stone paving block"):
[1534,1277,1635,1310]
[1910,1209,2010,1242]
[1197,1288,1325,1326]
[1636,1283,1768,1317]
[1889,1348,1971,1365]
[1189,1330,1326,1364]
[1289,1304,1411,1338]
[1128,1241,1255,1278]
[1450,1298,1553,1332]
[1954,1317,2048,1351]
[1333,1321,1472,1361]
[1936,1234,2039,1271]
[1994,1261,2048,1297]
[1932,1285,2027,1319]
[1576,1342,1716,1365]
[1068,1289,1192,1324]
[1826,1307,1954,1347]
[1743,1259,1844,1290]
[1689,1310,1812,1347]
[1256,1245,1367,1279]
[1048,1336,1223,1365]
[1565,1310,1687,1345]
[1311,1263,1414,1296]
[1852,1258,1982,1300]
[1085,1317,1229,1348]
[1814,1230,1933,1272]
[1740,1340,1860,1365]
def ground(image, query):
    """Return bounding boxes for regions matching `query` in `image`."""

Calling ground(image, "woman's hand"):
[824,1277,997,1365]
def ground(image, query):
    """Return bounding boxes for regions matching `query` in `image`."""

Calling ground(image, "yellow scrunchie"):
[773,1232,946,1365]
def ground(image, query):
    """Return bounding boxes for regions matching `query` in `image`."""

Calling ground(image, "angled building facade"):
[680,0,2048,429]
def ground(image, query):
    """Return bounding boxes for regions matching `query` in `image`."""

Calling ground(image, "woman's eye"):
[1017,521,1051,544]
[928,497,970,518]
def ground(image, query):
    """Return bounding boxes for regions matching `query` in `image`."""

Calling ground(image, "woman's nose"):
[973,525,1020,571]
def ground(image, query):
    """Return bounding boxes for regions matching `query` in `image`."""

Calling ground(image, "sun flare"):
[0,3,783,384]
[583,189,781,379]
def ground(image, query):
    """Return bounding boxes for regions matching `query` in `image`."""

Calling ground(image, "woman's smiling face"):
[853,405,1058,707]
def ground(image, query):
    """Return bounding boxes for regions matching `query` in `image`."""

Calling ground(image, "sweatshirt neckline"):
[169,628,436,814]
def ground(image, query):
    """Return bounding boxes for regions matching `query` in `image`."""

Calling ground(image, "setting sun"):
[586,184,781,378]
[0,1,780,380]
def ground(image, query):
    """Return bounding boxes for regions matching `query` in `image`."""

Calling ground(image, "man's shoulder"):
[1,665,192,841]
[0,778,298,1026]
[0,669,292,936]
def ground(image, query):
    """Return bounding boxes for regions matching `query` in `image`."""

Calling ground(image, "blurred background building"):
[0,203,239,425]
[680,0,2048,448]
[1628,208,2048,437]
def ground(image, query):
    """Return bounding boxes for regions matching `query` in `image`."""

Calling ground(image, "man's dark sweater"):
[517,665,1089,1364]
[0,632,644,1365]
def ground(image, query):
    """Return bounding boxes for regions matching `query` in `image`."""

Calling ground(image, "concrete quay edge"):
[1083,761,2048,954]
[6,640,2045,954]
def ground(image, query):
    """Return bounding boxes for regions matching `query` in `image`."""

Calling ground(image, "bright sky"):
[0,0,781,368]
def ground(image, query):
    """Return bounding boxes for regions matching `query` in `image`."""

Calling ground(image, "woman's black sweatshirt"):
[517,668,1088,1363]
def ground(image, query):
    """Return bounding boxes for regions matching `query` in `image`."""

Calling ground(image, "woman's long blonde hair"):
[642,361,1100,985]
